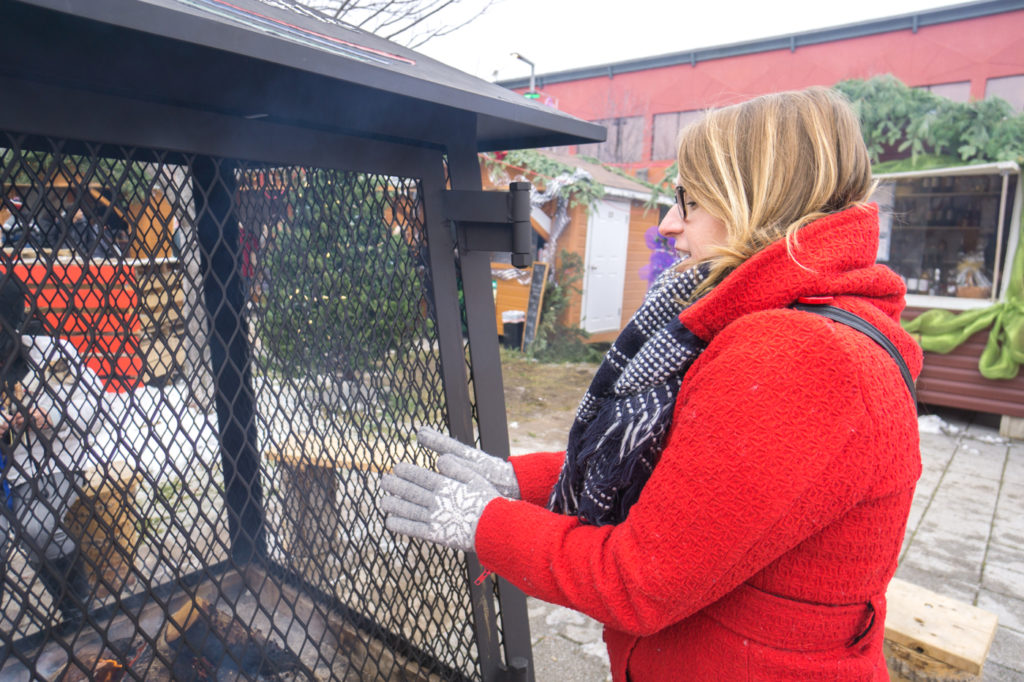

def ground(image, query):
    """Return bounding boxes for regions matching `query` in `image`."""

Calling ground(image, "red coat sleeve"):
[509,451,566,507]
[474,312,908,636]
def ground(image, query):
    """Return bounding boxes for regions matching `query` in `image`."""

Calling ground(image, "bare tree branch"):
[352,3,395,31]
[331,0,358,18]
[256,0,495,48]
[354,0,428,32]
[381,0,458,41]
[404,0,496,48]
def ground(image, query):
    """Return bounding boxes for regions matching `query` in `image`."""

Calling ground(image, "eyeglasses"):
[674,186,688,220]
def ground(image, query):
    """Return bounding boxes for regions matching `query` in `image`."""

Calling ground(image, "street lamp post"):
[511,52,536,96]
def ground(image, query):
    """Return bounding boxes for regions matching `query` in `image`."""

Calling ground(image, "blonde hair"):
[675,87,873,290]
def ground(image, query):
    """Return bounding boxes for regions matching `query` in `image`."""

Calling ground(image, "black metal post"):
[415,143,504,680]
[191,155,267,564]
[445,121,536,682]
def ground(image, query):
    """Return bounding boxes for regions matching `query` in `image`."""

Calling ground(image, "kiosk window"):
[874,173,1017,300]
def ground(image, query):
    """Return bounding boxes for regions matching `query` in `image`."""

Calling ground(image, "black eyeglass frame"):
[674,186,688,220]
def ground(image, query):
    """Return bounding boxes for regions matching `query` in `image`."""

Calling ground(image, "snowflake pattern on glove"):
[428,478,496,550]
[380,456,503,553]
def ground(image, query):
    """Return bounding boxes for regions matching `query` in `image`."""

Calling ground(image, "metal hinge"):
[442,181,533,268]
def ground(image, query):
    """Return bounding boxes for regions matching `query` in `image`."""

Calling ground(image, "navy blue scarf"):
[548,264,709,525]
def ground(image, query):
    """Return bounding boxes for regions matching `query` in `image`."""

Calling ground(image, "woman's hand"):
[380,455,502,553]
[27,408,51,430]
[417,427,520,499]
[1,409,51,435]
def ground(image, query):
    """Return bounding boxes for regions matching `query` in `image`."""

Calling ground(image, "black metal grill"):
[0,1,605,676]
[0,133,491,680]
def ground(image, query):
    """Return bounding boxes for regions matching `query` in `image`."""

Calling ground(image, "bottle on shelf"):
[906,271,919,293]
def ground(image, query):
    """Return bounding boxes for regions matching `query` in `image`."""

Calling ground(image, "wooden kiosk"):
[872,161,1024,423]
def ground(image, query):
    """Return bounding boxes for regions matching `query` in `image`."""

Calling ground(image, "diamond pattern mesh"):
[0,133,485,680]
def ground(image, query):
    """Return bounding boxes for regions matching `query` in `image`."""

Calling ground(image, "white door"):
[581,199,630,333]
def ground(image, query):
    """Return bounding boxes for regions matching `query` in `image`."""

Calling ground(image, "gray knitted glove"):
[381,454,502,553]
[417,427,520,500]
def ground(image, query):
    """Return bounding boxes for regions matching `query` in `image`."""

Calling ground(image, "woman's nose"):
[658,209,682,238]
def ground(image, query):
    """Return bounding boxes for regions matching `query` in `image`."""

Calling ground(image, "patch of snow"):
[90,383,219,484]
[564,624,602,645]
[918,414,960,436]
[545,607,586,627]
[974,433,1008,445]
[580,641,610,664]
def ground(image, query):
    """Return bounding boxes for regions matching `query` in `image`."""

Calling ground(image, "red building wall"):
[524,9,1024,181]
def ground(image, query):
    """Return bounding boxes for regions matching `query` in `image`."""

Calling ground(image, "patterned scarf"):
[548,264,709,525]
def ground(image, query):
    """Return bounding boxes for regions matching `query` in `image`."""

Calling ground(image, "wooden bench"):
[264,432,430,474]
[884,578,999,681]
[263,433,427,565]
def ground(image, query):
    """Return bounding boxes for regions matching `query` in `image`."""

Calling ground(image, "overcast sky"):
[414,0,962,82]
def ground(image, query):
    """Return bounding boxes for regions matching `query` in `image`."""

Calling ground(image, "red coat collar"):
[679,204,908,342]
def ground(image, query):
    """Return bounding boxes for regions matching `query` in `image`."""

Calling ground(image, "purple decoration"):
[639,224,677,289]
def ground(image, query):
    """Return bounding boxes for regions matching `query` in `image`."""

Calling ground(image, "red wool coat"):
[475,205,923,681]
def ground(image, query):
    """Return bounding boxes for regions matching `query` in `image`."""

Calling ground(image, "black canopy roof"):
[4,0,604,151]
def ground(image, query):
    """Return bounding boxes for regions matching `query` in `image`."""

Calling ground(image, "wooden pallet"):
[885,578,999,681]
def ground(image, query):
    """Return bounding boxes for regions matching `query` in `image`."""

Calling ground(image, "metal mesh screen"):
[0,132,484,680]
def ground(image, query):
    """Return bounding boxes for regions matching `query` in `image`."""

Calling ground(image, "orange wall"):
[620,202,664,326]
[493,263,531,334]
[556,201,592,336]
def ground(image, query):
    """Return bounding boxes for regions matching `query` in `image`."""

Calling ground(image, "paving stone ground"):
[513,407,1024,681]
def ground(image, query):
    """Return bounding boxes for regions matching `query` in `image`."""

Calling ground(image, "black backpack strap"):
[791,303,917,409]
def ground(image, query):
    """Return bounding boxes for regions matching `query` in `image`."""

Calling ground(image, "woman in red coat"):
[382,87,922,680]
